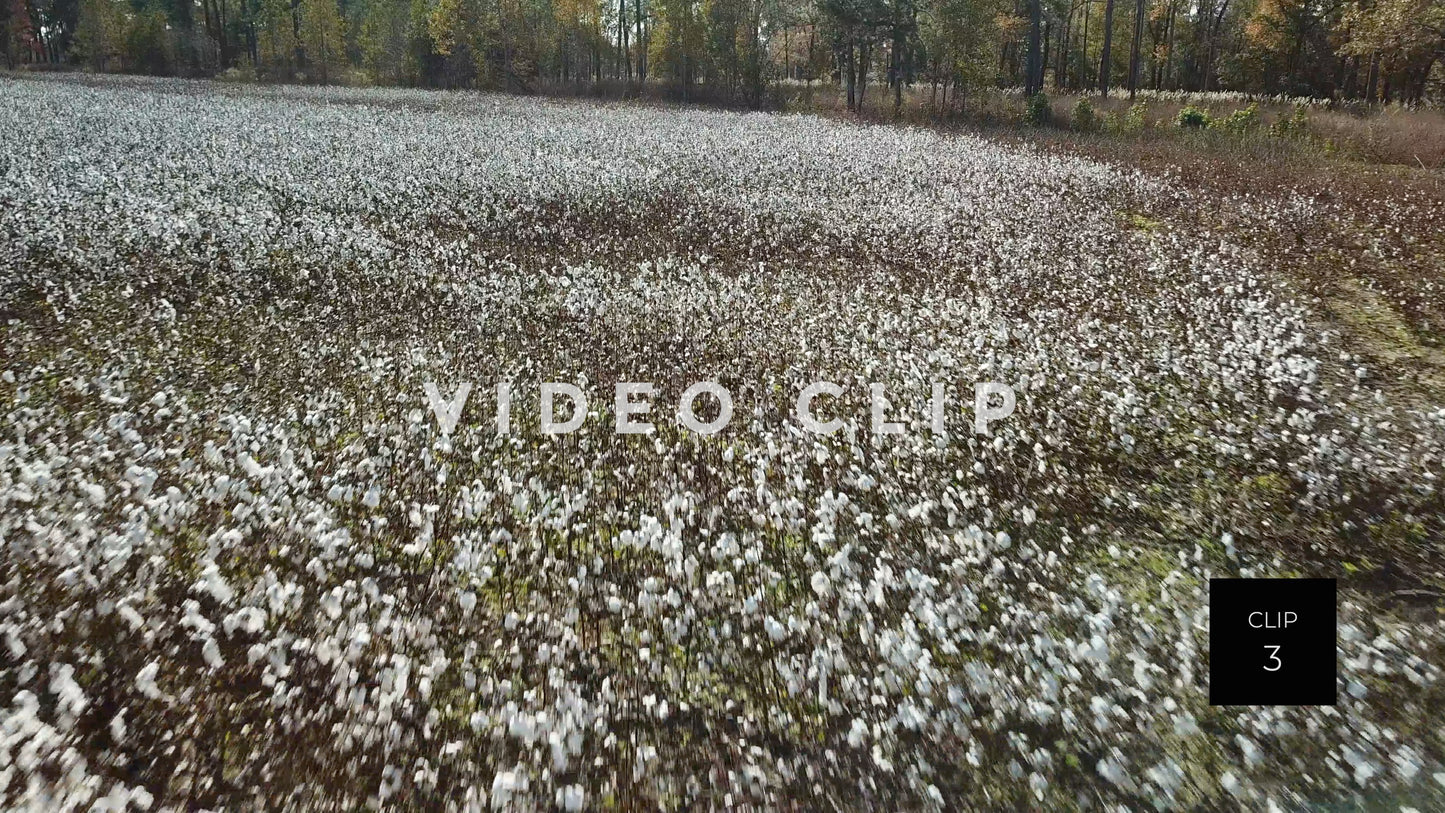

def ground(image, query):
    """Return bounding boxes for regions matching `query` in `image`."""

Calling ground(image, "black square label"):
[1209,578,1337,705]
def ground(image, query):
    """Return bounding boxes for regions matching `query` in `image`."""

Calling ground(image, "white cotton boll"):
[847,718,868,748]
[1236,735,1262,767]
[362,485,382,509]
[81,482,106,506]
[459,591,477,615]
[1172,713,1200,737]
[193,562,235,605]
[1029,772,1047,800]
[607,596,623,613]
[223,607,266,636]
[126,465,158,497]
[490,767,528,809]
[559,785,585,811]
[993,531,1012,551]
[1079,635,1109,662]
[100,783,134,811]
[1354,761,1377,786]
[1393,752,1420,782]
[238,452,268,479]
[508,713,537,744]
[810,571,831,598]
[118,605,145,630]
[871,745,892,772]
[764,616,787,642]
[1096,758,1128,787]
[50,664,87,723]
[4,627,26,659]
[202,638,224,669]
[136,661,163,699]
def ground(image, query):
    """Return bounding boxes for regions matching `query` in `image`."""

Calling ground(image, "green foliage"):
[1124,103,1147,131]
[122,3,171,75]
[50,0,1439,114]
[1107,102,1147,133]
[301,0,346,83]
[360,0,411,84]
[74,0,176,74]
[652,0,707,87]
[1270,104,1310,139]
[704,0,766,102]
[256,0,298,79]
[1024,92,1050,127]
[917,0,1008,102]
[1176,106,1212,129]
[1221,103,1261,133]
[75,0,125,71]
[1071,98,1097,131]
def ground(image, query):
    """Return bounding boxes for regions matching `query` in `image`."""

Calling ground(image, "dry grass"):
[1308,106,1445,168]
[774,82,1445,171]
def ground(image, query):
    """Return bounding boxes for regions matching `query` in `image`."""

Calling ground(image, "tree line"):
[4,0,1442,104]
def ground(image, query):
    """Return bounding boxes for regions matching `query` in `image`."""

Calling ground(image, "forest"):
[3,0,1442,107]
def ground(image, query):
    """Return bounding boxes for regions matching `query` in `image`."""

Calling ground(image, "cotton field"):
[2,74,1444,811]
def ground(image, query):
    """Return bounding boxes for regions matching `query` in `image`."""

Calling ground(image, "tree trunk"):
[1056,5,1072,89]
[859,39,870,110]
[846,40,857,110]
[1097,0,1115,97]
[635,0,646,82]
[617,0,628,80]
[1040,19,1051,91]
[891,14,903,113]
[1365,51,1379,104]
[1412,52,1437,102]
[1127,0,1143,98]
[1025,0,1042,96]
[1162,0,1176,87]
[1202,0,1229,92]
[784,26,790,80]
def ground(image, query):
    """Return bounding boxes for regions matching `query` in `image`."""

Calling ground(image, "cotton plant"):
[0,74,1443,811]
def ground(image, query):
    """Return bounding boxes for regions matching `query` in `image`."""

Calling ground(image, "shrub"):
[1221,103,1261,133]
[1108,103,1147,133]
[1071,98,1098,131]
[1123,103,1148,131]
[1270,104,1310,139]
[1176,106,1212,129]
[1025,93,1052,127]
